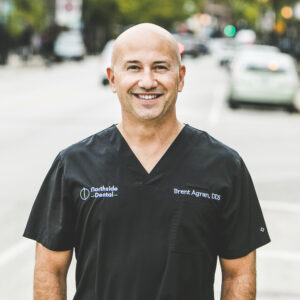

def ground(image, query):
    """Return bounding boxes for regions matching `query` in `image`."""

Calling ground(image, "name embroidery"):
[173,188,221,200]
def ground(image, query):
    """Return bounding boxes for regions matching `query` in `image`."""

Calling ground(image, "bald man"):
[24,23,270,300]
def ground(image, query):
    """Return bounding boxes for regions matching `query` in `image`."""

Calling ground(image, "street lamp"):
[281,6,293,19]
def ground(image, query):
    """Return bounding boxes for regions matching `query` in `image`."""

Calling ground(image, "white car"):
[236,44,280,54]
[234,29,256,45]
[208,38,236,66]
[99,40,115,85]
[54,30,86,61]
[223,44,281,69]
[228,51,299,111]
[215,42,280,68]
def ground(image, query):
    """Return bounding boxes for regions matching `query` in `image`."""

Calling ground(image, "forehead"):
[114,32,179,65]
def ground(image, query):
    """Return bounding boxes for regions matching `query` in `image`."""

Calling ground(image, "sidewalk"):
[0,54,45,69]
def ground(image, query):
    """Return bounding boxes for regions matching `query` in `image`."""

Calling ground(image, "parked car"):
[173,33,203,58]
[54,30,86,61]
[223,44,281,69]
[217,39,236,66]
[99,39,114,86]
[236,44,280,54]
[228,51,299,112]
[208,38,236,67]
[234,29,256,45]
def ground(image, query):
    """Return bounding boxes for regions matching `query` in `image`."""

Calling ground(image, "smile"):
[133,94,162,100]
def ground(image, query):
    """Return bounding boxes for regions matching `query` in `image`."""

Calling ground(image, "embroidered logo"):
[80,185,118,201]
[80,188,90,201]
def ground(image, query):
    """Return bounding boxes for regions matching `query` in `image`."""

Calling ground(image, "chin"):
[135,111,165,121]
[136,115,160,121]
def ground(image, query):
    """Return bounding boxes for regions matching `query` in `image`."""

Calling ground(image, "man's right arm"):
[34,242,73,300]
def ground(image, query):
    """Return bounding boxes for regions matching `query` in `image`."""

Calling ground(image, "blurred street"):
[1,54,300,299]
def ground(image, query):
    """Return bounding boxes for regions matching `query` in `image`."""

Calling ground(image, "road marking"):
[261,200,300,213]
[208,85,227,128]
[259,250,300,262]
[0,239,33,267]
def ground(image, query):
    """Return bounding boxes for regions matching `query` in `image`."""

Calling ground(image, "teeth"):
[136,94,159,100]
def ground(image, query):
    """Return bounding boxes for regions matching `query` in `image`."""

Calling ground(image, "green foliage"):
[214,0,299,25]
[84,0,201,31]
[6,0,46,36]
[229,0,261,26]
[83,0,119,25]
[271,0,298,19]
[116,0,190,28]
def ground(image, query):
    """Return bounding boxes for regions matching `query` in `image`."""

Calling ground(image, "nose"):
[138,69,158,90]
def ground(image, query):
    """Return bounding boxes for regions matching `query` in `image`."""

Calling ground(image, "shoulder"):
[185,125,241,165]
[58,125,116,164]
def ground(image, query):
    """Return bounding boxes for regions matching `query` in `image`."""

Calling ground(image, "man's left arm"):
[219,250,256,300]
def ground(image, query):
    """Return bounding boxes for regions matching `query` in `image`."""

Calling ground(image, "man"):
[24,23,270,300]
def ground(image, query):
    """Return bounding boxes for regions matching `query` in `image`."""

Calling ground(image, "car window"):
[246,64,287,74]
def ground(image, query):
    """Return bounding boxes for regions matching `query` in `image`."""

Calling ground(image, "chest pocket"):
[170,187,219,255]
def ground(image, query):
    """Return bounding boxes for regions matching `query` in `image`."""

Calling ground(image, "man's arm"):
[219,250,256,300]
[34,242,73,300]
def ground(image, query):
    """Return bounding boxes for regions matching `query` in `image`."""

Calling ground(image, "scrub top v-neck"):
[115,124,188,184]
[24,124,270,300]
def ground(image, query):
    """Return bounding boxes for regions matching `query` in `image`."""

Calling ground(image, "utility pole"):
[45,0,56,26]
[272,0,281,21]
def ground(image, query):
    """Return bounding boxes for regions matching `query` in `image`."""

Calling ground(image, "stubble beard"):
[127,96,177,124]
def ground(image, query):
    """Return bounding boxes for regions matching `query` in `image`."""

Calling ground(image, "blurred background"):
[1,0,300,299]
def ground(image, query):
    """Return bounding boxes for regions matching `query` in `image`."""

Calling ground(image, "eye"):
[155,65,168,70]
[127,65,140,70]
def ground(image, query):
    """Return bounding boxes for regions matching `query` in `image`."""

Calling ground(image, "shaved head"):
[106,22,186,124]
[111,23,181,68]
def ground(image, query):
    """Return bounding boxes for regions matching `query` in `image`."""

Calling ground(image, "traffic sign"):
[55,0,82,29]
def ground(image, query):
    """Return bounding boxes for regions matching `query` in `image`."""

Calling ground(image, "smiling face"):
[107,24,185,124]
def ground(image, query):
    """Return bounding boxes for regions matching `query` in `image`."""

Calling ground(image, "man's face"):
[107,34,185,123]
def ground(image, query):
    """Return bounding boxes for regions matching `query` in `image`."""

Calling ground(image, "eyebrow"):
[153,61,169,64]
[123,59,171,69]
[124,60,169,64]
[125,60,140,64]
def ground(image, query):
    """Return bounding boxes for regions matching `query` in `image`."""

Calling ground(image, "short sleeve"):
[23,153,76,251]
[217,156,270,259]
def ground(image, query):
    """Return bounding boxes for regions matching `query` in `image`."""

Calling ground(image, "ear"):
[178,65,186,92]
[107,67,117,93]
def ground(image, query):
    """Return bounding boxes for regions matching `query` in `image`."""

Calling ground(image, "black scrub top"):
[24,124,270,300]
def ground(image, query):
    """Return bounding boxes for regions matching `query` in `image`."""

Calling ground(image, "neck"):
[117,114,183,146]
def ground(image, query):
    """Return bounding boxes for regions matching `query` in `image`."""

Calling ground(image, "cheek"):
[160,71,180,86]
[116,75,137,92]
[163,77,179,92]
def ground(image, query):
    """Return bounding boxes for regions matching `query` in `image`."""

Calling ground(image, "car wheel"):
[286,104,298,113]
[54,56,62,63]
[228,99,239,109]
[102,78,109,86]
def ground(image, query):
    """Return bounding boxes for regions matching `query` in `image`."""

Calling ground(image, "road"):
[0,54,300,299]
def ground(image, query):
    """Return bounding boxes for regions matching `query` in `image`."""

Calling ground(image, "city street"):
[0,54,300,299]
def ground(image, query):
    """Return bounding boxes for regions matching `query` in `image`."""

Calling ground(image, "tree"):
[6,0,46,36]
[82,0,120,52]
[83,0,199,29]
[115,0,192,29]
[213,0,299,24]
[82,0,202,52]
